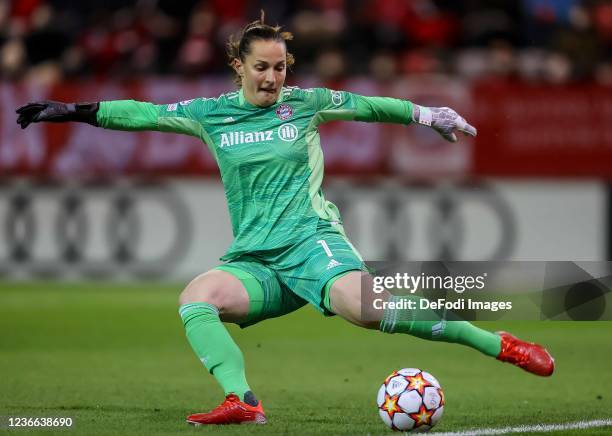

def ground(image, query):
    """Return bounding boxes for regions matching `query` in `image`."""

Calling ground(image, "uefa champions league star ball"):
[377,368,445,432]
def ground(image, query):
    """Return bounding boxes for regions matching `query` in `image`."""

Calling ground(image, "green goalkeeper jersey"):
[96,87,413,260]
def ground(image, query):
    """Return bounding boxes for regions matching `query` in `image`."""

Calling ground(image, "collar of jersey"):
[238,88,284,108]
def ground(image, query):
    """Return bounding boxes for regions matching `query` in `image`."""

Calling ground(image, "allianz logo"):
[219,123,299,148]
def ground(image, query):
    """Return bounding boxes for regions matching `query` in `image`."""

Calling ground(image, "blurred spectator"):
[314,48,346,84]
[544,51,573,83]
[0,0,610,84]
[369,52,398,83]
[1,38,26,79]
[593,0,612,41]
[595,61,612,86]
[400,48,445,75]
[176,3,216,76]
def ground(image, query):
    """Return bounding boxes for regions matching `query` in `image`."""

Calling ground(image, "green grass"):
[1,282,611,435]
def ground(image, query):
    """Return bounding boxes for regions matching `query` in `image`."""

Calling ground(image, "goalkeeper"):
[16,15,554,426]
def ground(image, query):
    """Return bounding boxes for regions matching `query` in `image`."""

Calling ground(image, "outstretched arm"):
[16,100,204,137]
[354,95,477,142]
[16,100,159,131]
[309,89,476,143]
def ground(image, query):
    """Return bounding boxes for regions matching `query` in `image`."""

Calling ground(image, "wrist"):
[412,104,433,127]
[68,102,99,126]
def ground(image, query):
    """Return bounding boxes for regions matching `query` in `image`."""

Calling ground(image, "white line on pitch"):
[433,419,612,435]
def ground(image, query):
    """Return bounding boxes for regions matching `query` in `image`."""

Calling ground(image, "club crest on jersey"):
[276,103,293,120]
[331,90,343,106]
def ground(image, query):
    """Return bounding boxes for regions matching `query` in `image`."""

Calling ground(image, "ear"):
[232,58,243,77]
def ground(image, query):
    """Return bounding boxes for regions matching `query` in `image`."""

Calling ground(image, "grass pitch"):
[1,282,611,435]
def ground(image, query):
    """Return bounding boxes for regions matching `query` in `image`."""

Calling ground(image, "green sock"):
[179,302,251,399]
[379,295,501,357]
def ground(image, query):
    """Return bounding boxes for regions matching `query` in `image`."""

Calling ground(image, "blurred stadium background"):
[2,1,612,434]
[1,0,611,279]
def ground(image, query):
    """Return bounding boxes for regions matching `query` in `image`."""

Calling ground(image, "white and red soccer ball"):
[377,368,445,432]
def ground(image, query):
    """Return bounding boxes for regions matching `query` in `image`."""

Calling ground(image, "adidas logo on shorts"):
[327,259,342,270]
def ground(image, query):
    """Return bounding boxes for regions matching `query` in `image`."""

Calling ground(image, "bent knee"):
[179,285,224,307]
[177,270,249,321]
[178,272,226,306]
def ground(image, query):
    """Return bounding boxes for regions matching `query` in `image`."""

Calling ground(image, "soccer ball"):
[377,368,445,432]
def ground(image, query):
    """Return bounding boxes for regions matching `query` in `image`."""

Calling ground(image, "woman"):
[16,16,553,426]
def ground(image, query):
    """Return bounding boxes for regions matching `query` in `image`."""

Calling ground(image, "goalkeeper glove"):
[16,101,99,129]
[412,105,477,142]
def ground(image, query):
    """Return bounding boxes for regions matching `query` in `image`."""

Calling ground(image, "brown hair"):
[226,10,295,87]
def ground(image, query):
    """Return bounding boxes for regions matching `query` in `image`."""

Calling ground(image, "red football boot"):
[186,394,267,425]
[496,331,555,377]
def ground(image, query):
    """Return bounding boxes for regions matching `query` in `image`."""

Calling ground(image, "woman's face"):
[235,39,287,107]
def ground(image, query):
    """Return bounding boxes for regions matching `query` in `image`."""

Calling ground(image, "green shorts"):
[216,220,368,328]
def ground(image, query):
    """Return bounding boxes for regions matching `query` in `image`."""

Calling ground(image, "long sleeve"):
[308,88,413,126]
[96,99,208,138]
[354,95,413,124]
[97,100,160,131]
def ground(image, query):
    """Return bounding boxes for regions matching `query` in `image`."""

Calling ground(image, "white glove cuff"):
[413,105,432,127]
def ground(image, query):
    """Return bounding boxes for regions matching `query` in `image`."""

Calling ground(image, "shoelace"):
[208,395,242,416]
[504,340,530,364]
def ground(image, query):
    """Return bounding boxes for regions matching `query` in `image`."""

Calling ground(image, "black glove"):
[16,101,99,129]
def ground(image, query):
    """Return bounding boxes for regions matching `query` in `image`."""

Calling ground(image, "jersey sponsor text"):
[220,130,274,148]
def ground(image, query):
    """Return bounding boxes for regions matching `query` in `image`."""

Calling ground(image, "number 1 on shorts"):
[317,240,333,257]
